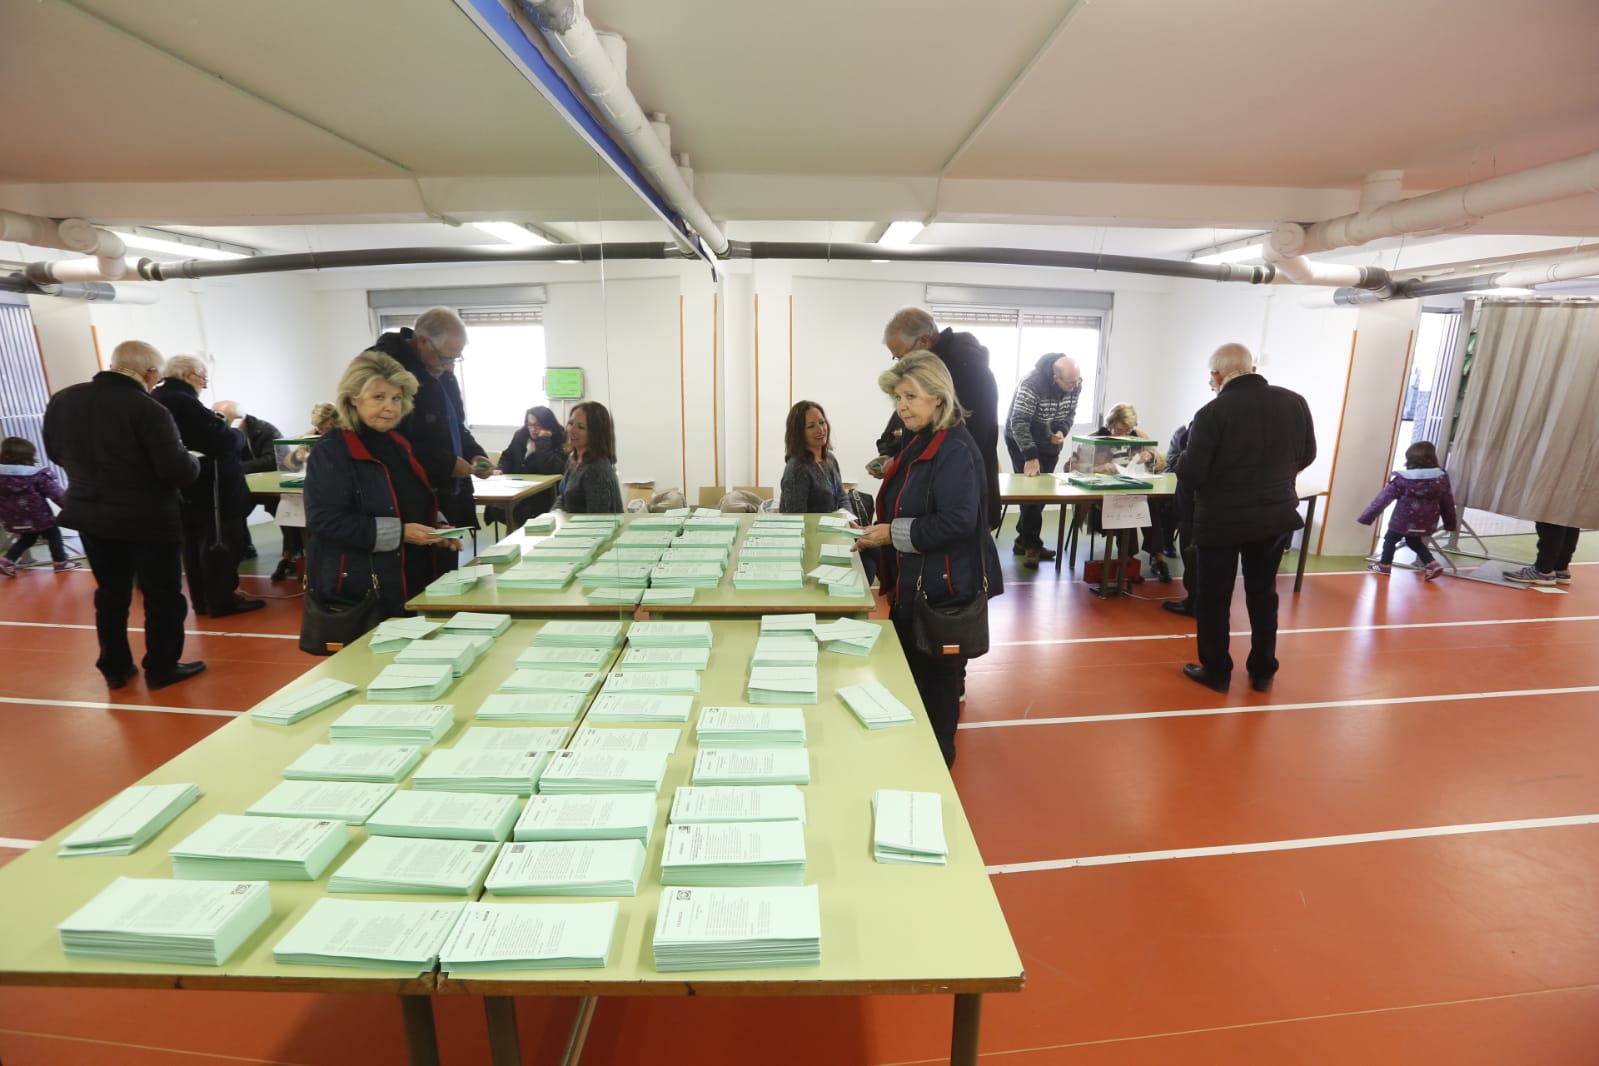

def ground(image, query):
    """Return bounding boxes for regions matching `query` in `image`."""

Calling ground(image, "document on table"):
[245,780,397,824]
[272,898,467,970]
[871,789,949,865]
[669,785,806,825]
[58,783,202,857]
[282,744,422,782]
[328,836,501,895]
[1099,493,1151,529]
[438,901,620,972]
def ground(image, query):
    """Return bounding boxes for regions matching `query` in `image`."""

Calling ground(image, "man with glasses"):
[371,307,491,555]
[151,354,265,618]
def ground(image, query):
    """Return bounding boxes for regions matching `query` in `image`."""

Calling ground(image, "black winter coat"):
[151,377,253,520]
[372,329,487,529]
[239,414,283,475]
[495,430,567,522]
[42,371,199,544]
[876,329,1002,529]
[1175,374,1315,546]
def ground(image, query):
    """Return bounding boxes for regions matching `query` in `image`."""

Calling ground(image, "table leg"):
[400,995,441,1066]
[484,996,521,1066]
[1054,503,1068,573]
[559,996,599,1066]
[1295,495,1318,594]
[1119,529,1136,596]
[951,993,982,1066]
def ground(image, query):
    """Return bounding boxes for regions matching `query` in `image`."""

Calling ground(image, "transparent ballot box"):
[273,438,318,487]
[1066,434,1159,488]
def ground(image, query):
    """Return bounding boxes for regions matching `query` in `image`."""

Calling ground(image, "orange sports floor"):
[2,551,1597,1065]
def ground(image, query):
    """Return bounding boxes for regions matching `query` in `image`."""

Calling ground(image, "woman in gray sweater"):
[559,401,624,514]
[779,400,847,513]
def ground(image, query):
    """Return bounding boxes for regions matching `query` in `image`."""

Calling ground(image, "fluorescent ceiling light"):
[117,230,249,261]
[1191,242,1265,265]
[878,221,925,247]
[472,221,552,247]
[1473,286,1535,296]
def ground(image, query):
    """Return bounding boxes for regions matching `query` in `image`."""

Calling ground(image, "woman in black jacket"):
[854,352,1003,768]
[305,351,462,621]
[494,405,568,527]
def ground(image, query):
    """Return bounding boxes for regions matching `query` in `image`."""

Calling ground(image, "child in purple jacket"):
[1357,440,1458,580]
[0,437,78,576]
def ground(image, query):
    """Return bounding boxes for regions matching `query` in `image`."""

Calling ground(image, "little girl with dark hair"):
[1357,440,1458,579]
[0,437,79,576]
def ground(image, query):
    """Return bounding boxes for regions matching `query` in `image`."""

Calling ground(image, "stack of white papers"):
[439,901,619,972]
[652,885,821,972]
[524,513,557,533]
[614,529,677,549]
[630,514,687,531]
[474,542,522,566]
[649,562,725,589]
[396,636,491,677]
[750,515,805,531]
[577,561,656,588]
[827,571,869,598]
[495,561,579,590]
[328,837,500,895]
[739,546,805,562]
[245,781,396,824]
[641,587,696,605]
[660,546,728,564]
[484,839,647,896]
[365,790,521,841]
[816,542,854,563]
[684,514,741,531]
[743,536,806,554]
[568,726,682,754]
[620,646,711,671]
[169,814,349,880]
[812,618,883,655]
[369,617,443,653]
[747,666,818,705]
[453,725,572,751]
[691,748,811,786]
[732,562,804,589]
[273,899,466,971]
[411,749,552,796]
[565,514,622,531]
[422,571,479,597]
[696,707,807,748]
[249,678,358,725]
[525,542,598,564]
[535,620,624,649]
[497,669,603,697]
[817,515,860,537]
[58,783,203,858]
[584,586,644,606]
[593,546,668,564]
[872,790,948,865]
[538,749,669,794]
[476,693,588,722]
[601,670,700,696]
[282,744,422,783]
[837,682,917,729]
[670,786,806,825]
[760,613,816,635]
[627,620,715,648]
[366,663,454,702]
[516,645,611,672]
[514,793,657,843]
[328,704,455,747]
[677,529,739,549]
[805,564,856,587]
[59,877,271,965]
[751,636,818,668]
[442,611,512,638]
[585,693,696,723]
[660,821,807,887]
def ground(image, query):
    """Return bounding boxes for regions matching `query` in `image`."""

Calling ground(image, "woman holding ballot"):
[305,351,462,620]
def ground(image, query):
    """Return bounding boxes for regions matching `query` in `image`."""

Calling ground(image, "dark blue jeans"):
[4,525,67,563]
[1196,534,1290,682]
[1380,529,1434,565]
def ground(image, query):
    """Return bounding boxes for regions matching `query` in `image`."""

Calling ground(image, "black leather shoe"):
[1162,600,1195,617]
[146,661,207,690]
[1250,675,1274,692]
[1150,557,1171,583]
[104,666,138,689]
[209,596,266,618]
[1182,663,1229,692]
[270,558,298,582]
[241,545,258,560]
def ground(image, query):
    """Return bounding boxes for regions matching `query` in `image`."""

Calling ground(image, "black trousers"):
[1195,534,1289,682]
[1380,529,1434,565]
[179,509,245,615]
[5,526,68,563]
[1534,523,1580,573]
[1003,438,1060,549]
[892,613,966,768]
[79,532,188,678]
[1174,515,1197,609]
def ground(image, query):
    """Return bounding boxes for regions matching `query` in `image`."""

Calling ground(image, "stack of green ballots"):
[648,562,724,588]
[438,901,619,972]
[817,515,859,536]
[474,541,522,565]
[620,646,711,671]
[422,570,479,597]
[816,542,853,563]
[396,636,490,676]
[812,618,882,656]
[411,749,551,795]
[594,546,667,564]
[497,669,603,698]
[58,783,202,858]
[452,725,572,751]
[282,744,422,783]
[168,814,349,880]
[568,725,683,754]
[685,516,741,534]
[328,703,455,746]
[805,564,857,588]
[652,885,821,971]
[485,839,647,896]
[525,541,599,564]
[751,636,818,668]
[495,561,579,590]
[760,613,815,635]
[272,899,466,971]
[601,670,700,696]
[669,785,806,825]
[613,529,677,549]
[245,781,396,824]
[837,682,917,729]
[516,645,611,672]
[660,820,807,887]
[538,749,670,794]
[585,693,695,723]
[565,514,622,531]
[827,570,868,598]
[442,611,512,637]
[871,789,948,865]
[677,530,739,551]
[642,587,696,605]
[628,620,714,648]
[695,706,807,747]
[630,514,686,531]
[585,586,644,606]
[366,789,522,841]
[746,666,818,705]
[692,748,811,786]
[578,561,655,588]
[742,535,806,553]
[536,620,624,650]
[250,678,358,725]
[660,546,728,564]
[525,513,557,533]
[732,562,804,589]
[366,662,453,702]
[476,693,588,722]
[59,877,271,965]
[369,617,443,653]
[328,836,500,894]
[514,793,658,843]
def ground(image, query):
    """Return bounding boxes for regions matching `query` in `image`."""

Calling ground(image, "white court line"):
[989,613,1599,649]
[986,812,1599,875]
[0,620,298,641]
[0,837,42,850]
[958,684,1599,730]
[0,696,239,718]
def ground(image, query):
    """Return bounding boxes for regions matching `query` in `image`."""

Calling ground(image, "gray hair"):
[163,353,208,381]
[1210,343,1255,382]
[878,350,967,433]
[212,400,242,420]
[109,340,163,376]
[883,307,938,349]
[413,306,466,344]
[335,351,419,432]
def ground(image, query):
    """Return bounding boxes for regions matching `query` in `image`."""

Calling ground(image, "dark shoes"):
[1162,600,1195,617]
[270,558,298,582]
[208,596,267,618]
[1022,548,1041,568]
[1150,556,1171,583]
[1182,663,1229,692]
[104,666,139,689]
[241,545,258,560]
[1249,676,1274,693]
[146,661,207,690]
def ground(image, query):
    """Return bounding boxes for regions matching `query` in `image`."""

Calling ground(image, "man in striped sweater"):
[1004,353,1082,566]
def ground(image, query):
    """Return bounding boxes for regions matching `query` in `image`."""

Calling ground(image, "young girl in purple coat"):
[1357,440,1458,579]
[0,437,79,576]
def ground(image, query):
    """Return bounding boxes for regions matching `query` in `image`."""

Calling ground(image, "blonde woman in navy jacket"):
[854,351,1003,767]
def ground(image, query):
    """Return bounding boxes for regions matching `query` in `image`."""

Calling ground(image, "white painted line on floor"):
[959,684,1599,730]
[0,620,299,641]
[989,614,1599,649]
[986,812,1599,875]
[0,696,239,718]
[0,837,42,850]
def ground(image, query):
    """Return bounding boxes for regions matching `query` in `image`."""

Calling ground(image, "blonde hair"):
[335,351,419,432]
[1105,403,1138,432]
[309,402,338,432]
[878,350,967,433]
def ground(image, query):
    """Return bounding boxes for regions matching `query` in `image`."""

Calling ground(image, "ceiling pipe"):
[2,209,134,281]
[0,273,156,303]
[1330,249,1599,305]
[513,0,729,257]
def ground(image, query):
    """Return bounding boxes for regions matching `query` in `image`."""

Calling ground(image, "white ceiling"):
[2,0,1597,268]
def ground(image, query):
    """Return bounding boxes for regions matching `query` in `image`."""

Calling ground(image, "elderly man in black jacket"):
[43,341,205,689]
[371,307,490,556]
[871,307,1003,531]
[1175,343,1316,693]
[213,400,283,563]
[151,356,265,618]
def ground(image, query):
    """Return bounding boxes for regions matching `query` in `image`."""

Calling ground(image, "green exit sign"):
[544,367,584,399]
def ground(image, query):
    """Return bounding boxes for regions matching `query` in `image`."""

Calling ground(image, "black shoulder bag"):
[907,446,991,660]
[298,472,388,655]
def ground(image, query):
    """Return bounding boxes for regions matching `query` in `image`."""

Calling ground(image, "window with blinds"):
[376,308,549,429]
[0,297,66,487]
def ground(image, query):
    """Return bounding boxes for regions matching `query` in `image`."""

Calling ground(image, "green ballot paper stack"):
[538,750,669,794]
[58,782,202,858]
[620,646,711,671]
[652,884,821,972]
[411,749,552,796]
[871,789,949,865]
[496,561,579,590]
[659,820,808,887]
[497,669,604,698]
[668,785,807,826]
[567,726,682,755]
[484,839,647,896]
[396,636,491,677]
[59,877,272,966]
[691,748,812,786]
[369,617,444,654]
[366,662,454,702]
[513,793,658,844]
[168,814,349,880]
[475,693,588,722]
[746,666,818,705]
[272,898,466,971]
[534,620,625,649]
[282,744,423,783]
[627,620,715,649]
[812,619,883,656]
[249,678,358,725]
[452,725,573,751]
[438,901,620,972]
[515,645,611,672]
[474,541,522,566]
[245,780,397,825]
[441,611,512,637]
[328,837,500,895]
[837,682,917,729]
[695,706,807,748]
[365,789,522,842]
[585,693,695,723]
[328,703,455,746]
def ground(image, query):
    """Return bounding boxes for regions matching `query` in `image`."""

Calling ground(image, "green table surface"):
[408,512,876,617]
[246,472,560,505]
[0,619,1022,999]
